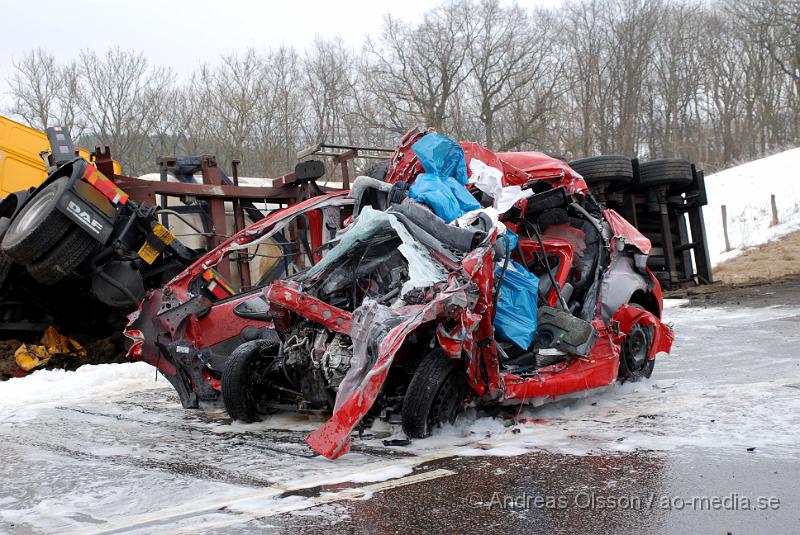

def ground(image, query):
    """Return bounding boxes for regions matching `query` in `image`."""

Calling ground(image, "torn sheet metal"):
[306,284,478,459]
[603,208,651,255]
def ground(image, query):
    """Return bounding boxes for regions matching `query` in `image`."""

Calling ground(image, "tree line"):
[5,0,799,177]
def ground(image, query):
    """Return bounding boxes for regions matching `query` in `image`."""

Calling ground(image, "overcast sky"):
[1,0,561,108]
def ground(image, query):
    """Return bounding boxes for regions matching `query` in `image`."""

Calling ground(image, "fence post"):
[770,194,778,227]
[721,205,731,252]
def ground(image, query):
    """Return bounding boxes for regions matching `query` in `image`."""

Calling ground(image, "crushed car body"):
[127,128,674,459]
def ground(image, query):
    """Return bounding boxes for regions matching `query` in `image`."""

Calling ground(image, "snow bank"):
[0,362,165,411]
[702,148,800,266]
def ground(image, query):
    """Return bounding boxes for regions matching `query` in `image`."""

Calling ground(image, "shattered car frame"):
[125,191,353,407]
[129,129,674,460]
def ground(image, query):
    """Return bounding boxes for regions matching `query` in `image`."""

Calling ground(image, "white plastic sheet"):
[468,158,533,213]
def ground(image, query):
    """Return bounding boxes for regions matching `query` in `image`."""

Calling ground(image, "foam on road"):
[1,301,799,533]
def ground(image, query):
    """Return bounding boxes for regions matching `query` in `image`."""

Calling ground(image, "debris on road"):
[14,326,86,372]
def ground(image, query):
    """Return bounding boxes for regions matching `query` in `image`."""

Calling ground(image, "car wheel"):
[402,349,466,438]
[2,178,72,264]
[637,159,693,189]
[568,155,633,190]
[221,339,279,422]
[618,304,655,380]
[27,227,99,285]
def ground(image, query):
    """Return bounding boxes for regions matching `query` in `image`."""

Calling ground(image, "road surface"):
[1,293,798,534]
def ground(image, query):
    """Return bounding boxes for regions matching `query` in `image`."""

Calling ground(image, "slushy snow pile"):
[702,147,800,266]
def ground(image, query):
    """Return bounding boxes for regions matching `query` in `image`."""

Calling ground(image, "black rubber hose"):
[523,220,569,311]
[491,233,511,322]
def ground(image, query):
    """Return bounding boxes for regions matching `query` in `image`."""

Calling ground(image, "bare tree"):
[9,48,77,133]
[301,37,355,146]
[255,47,305,174]
[5,0,799,177]
[363,1,473,132]
[465,1,560,149]
[76,47,172,174]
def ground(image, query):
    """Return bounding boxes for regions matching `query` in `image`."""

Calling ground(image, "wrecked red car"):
[128,129,674,460]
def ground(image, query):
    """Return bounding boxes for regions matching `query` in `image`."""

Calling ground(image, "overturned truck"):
[0,126,338,375]
[128,129,674,459]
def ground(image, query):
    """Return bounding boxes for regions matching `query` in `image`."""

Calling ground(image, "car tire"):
[618,304,655,380]
[568,155,633,189]
[221,339,279,423]
[26,227,99,285]
[637,159,693,189]
[402,349,466,438]
[2,178,72,264]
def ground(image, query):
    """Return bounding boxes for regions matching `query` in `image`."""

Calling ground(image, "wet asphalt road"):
[1,284,799,534]
[259,450,796,535]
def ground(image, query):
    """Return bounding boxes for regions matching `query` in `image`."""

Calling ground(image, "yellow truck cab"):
[0,115,120,197]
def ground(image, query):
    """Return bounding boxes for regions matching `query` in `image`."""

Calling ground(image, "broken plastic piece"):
[14,326,87,372]
[383,439,412,446]
[468,158,533,213]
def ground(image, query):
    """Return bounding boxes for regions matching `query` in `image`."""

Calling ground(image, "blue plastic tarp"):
[494,259,539,350]
[408,133,480,223]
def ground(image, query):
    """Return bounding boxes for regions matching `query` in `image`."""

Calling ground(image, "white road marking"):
[82,468,456,535]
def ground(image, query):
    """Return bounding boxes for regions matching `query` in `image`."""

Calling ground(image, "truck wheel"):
[221,339,279,422]
[402,349,466,438]
[2,178,71,264]
[0,252,13,290]
[567,155,633,189]
[26,227,99,285]
[637,159,693,189]
[618,305,655,380]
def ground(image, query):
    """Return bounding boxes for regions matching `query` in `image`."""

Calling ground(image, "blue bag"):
[493,259,539,350]
[408,133,480,222]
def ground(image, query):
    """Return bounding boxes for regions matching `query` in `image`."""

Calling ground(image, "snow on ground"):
[702,147,800,266]
[1,302,799,533]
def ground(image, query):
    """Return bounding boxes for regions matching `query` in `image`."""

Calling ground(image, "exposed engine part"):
[310,232,410,310]
[321,333,353,389]
[277,323,353,406]
[282,322,315,372]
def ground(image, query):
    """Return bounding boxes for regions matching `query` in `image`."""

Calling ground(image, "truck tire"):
[221,339,278,423]
[638,159,693,189]
[402,349,466,438]
[568,155,633,188]
[2,178,71,264]
[0,252,12,290]
[26,227,99,285]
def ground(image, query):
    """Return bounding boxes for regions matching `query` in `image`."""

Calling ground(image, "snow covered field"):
[703,148,800,266]
[1,301,798,534]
